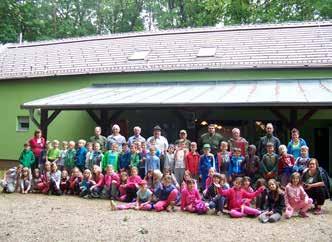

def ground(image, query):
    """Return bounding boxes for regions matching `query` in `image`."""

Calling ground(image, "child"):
[49,163,61,195]
[163,168,180,190]
[153,174,178,212]
[91,143,104,168]
[218,177,264,218]
[260,143,278,180]
[145,147,160,175]
[124,167,142,202]
[205,173,229,215]
[79,169,95,198]
[89,165,104,198]
[138,141,148,179]
[64,141,76,173]
[0,165,23,193]
[135,180,153,210]
[129,144,140,169]
[174,140,187,185]
[164,144,175,173]
[278,145,295,187]
[76,139,87,172]
[181,179,208,214]
[47,140,60,163]
[228,148,245,181]
[293,146,310,174]
[19,143,35,169]
[68,167,82,195]
[242,176,254,206]
[31,168,42,193]
[39,142,51,172]
[243,145,260,182]
[60,170,69,194]
[185,142,200,180]
[217,141,230,175]
[199,144,216,190]
[101,165,120,199]
[85,142,94,170]
[19,167,31,194]
[144,170,154,189]
[258,179,285,223]
[202,167,216,195]
[58,141,68,171]
[150,169,163,193]
[284,172,312,218]
[37,161,51,194]
[118,171,129,201]
[118,143,130,171]
[255,178,268,210]
[102,143,119,172]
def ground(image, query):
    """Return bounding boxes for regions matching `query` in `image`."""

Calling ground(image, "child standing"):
[181,179,208,214]
[260,143,278,180]
[138,142,148,179]
[145,147,160,175]
[102,143,119,172]
[174,140,187,185]
[243,145,260,182]
[293,146,310,174]
[19,143,35,169]
[164,144,175,173]
[199,144,216,190]
[185,142,200,181]
[219,177,264,218]
[284,172,312,218]
[118,143,130,172]
[153,175,178,212]
[278,145,295,187]
[91,143,104,168]
[19,167,31,194]
[85,142,94,170]
[39,142,51,172]
[47,140,60,163]
[64,141,76,173]
[217,141,231,175]
[76,139,87,172]
[228,148,245,181]
[258,179,285,223]
[58,141,68,171]
[129,144,140,170]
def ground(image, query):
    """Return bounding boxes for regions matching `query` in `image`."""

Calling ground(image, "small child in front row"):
[218,177,264,218]
[80,169,95,198]
[242,176,254,206]
[124,167,142,202]
[153,175,178,212]
[20,167,31,194]
[102,165,120,199]
[60,170,69,194]
[49,163,61,195]
[293,146,310,174]
[89,165,104,198]
[64,141,76,173]
[284,172,312,219]
[37,161,51,194]
[68,167,82,195]
[181,179,208,214]
[205,173,229,215]
[31,168,42,193]
[258,179,285,223]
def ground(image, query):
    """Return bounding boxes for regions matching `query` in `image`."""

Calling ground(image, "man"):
[175,130,191,149]
[128,126,146,146]
[228,128,249,157]
[199,124,224,155]
[106,124,126,151]
[258,123,281,158]
[90,126,107,150]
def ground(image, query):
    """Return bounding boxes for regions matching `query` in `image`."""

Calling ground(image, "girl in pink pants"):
[284,172,312,218]
[153,175,178,212]
[219,177,264,218]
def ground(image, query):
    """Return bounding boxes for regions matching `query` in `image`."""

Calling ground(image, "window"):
[197,47,217,57]
[128,50,149,60]
[17,116,29,132]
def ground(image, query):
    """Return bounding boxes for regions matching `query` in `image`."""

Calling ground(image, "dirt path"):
[0,193,331,242]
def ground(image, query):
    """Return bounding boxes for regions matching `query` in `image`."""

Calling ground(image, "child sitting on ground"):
[31,168,42,193]
[101,165,120,199]
[68,167,82,195]
[80,169,95,198]
[284,172,312,219]
[153,174,178,212]
[202,167,215,196]
[49,163,61,195]
[258,179,285,223]
[89,165,104,198]
[37,161,51,194]
[118,171,128,201]
[218,177,265,218]
[60,170,69,194]
[205,173,229,215]
[181,179,208,214]
[124,167,142,202]
[242,176,254,206]
[19,167,31,194]
[255,178,268,210]
[0,165,23,193]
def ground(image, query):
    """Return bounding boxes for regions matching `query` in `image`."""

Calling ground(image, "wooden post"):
[289,109,298,129]
[40,109,48,140]
[100,109,110,136]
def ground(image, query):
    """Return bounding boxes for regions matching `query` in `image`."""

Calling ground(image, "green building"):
[1,21,332,173]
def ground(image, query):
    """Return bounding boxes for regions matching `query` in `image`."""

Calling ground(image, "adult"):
[90,126,107,150]
[287,128,307,159]
[128,126,146,146]
[228,128,248,156]
[28,129,46,170]
[175,130,191,149]
[106,124,126,151]
[199,124,224,155]
[302,158,327,215]
[257,123,281,158]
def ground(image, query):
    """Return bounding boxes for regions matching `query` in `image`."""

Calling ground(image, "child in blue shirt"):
[199,144,216,190]
[145,147,160,174]
[228,148,245,180]
[76,139,87,172]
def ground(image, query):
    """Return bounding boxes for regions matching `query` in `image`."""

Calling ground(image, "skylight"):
[128,50,150,60]
[197,47,217,57]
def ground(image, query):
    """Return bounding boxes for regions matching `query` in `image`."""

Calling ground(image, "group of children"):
[0,132,329,222]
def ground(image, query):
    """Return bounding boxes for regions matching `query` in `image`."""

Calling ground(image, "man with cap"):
[147,125,169,171]
[258,123,281,158]
[199,124,224,155]
[175,130,191,149]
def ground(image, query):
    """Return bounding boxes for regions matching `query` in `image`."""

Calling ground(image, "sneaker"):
[314,208,322,215]
[110,200,117,211]
[299,211,309,218]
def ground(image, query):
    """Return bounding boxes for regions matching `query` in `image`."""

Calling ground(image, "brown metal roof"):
[1,21,332,80]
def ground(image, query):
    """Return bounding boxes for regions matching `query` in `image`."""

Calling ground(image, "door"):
[314,128,330,172]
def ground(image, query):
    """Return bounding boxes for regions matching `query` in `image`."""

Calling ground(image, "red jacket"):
[104,172,120,187]
[93,173,104,188]
[29,137,46,157]
[126,175,142,189]
[278,154,295,174]
[185,151,200,175]
[181,188,201,210]
[219,187,263,210]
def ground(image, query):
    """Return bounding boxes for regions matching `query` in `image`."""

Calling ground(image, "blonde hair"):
[78,139,86,146]
[278,145,287,154]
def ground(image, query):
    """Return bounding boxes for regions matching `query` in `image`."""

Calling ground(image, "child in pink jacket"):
[124,167,142,202]
[284,172,313,218]
[181,179,207,214]
[103,165,120,199]
[218,177,264,218]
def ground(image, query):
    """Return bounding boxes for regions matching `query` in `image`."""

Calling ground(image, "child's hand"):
[112,180,117,184]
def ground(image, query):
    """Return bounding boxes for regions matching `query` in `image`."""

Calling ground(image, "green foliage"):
[0,0,330,44]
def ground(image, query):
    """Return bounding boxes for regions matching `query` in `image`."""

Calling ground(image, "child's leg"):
[154,201,167,212]
[208,200,217,210]
[117,202,135,210]
[165,189,178,206]
[258,212,269,223]
[268,213,281,223]
[140,203,153,211]
[243,206,261,216]
[229,208,246,218]
[285,206,294,218]
[298,199,313,213]
[186,204,196,213]
[110,183,119,199]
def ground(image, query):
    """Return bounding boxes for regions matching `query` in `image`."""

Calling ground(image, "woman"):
[287,128,307,159]
[28,129,46,170]
[302,158,326,214]
[106,124,126,152]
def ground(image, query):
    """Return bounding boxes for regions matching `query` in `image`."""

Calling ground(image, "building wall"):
[1,68,332,160]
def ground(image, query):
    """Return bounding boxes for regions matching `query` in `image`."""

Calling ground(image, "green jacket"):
[102,151,119,171]
[64,149,76,170]
[19,149,35,168]
[130,153,140,168]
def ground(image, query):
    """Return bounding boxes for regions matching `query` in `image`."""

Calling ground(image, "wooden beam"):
[289,109,298,128]
[86,110,101,125]
[40,109,48,140]
[296,109,318,128]
[28,109,40,127]
[270,108,290,127]
[45,110,61,126]
[108,110,123,124]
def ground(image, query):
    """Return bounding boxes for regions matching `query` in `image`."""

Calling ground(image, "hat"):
[153,125,162,131]
[179,129,187,134]
[139,180,147,186]
[203,144,211,149]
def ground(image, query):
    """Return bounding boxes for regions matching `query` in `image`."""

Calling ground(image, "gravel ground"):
[0,193,331,242]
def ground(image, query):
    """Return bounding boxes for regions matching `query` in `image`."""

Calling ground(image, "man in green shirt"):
[199,124,224,155]
[90,126,107,150]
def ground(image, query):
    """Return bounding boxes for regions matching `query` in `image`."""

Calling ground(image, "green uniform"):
[130,152,140,168]
[200,133,224,154]
[47,148,60,161]
[19,149,35,168]
[90,135,107,150]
